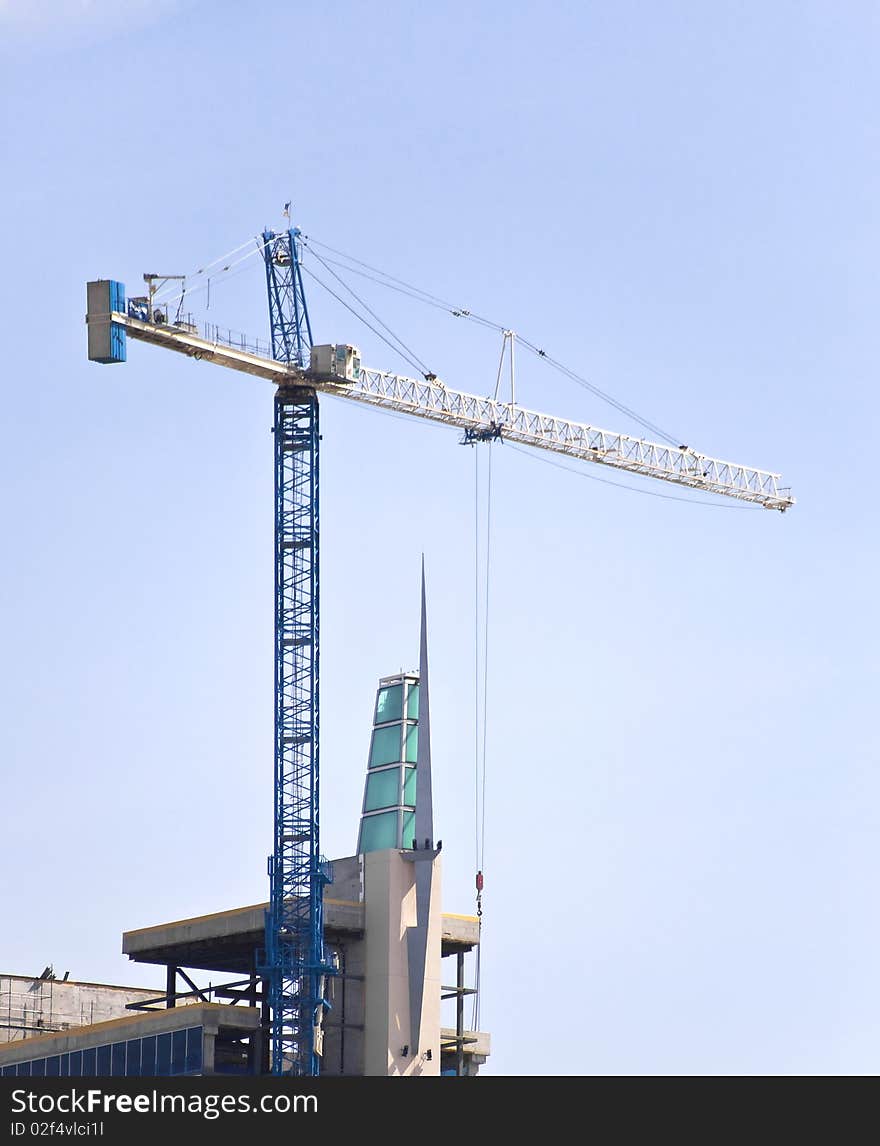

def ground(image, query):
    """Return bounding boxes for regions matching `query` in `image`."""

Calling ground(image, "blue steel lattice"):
[265,392,329,1075]
[262,229,313,368]
[261,222,330,1077]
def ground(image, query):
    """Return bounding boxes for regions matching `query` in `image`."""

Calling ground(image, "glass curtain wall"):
[357,673,420,854]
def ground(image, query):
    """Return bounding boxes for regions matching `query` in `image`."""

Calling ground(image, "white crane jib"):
[101,309,794,512]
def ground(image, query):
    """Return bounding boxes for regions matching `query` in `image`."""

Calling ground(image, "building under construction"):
[1,218,793,1082]
[0,668,490,1078]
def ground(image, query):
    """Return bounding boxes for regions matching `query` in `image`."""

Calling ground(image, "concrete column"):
[201,1032,216,1075]
[362,849,441,1077]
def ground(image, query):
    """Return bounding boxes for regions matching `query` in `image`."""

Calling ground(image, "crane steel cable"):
[303,235,463,310]
[295,248,779,513]
[505,442,758,508]
[148,229,682,446]
[323,388,755,511]
[480,446,492,886]
[151,235,436,382]
[301,233,682,445]
[153,238,271,308]
[151,235,271,302]
[302,238,519,338]
[474,447,481,886]
[472,445,482,1033]
[304,245,435,379]
[307,250,502,338]
[299,264,429,379]
[514,338,679,446]
[307,253,461,315]
[470,441,494,1032]
[155,231,683,451]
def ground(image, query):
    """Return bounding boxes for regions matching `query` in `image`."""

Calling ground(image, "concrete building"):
[0,651,489,1077]
[0,974,166,1044]
[0,848,487,1078]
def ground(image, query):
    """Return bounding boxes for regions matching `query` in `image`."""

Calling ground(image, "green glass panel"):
[402,811,416,851]
[370,724,402,768]
[360,811,399,853]
[404,724,418,763]
[403,767,416,807]
[406,683,419,721]
[375,684,403,724]
[365,767,401,812]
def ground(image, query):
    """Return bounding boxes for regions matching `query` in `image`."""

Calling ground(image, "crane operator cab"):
[309,344,361,383]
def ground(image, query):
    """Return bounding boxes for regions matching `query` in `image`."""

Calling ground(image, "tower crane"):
[85,218,794,1077]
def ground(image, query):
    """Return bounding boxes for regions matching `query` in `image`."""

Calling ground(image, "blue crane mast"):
[260,224,332,1076]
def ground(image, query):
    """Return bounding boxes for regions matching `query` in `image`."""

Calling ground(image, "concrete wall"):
[320,853,365,1075]
[362,849,442,1077]
[325,854,363,903]
[0,976,161,1044]
[321,935,366,1076]
[0,1003,259,1073]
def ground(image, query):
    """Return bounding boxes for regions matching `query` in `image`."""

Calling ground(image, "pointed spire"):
[414,555,434,847]
[408,556,436,1052]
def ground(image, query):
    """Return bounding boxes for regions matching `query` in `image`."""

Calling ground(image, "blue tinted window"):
[45,1056,59,1077]
[359,810,398,852]
[68,1051,82,1078]
[375,684,403,723]
[59,1054,69,1077]
[2,1066,13,1077]
[126,1039,141,1077]
[31,1058,45,1077]
[96,1044,111,1076]
[370,724,402,767]
[82,1047,96,1076]
[185,1026,202,1074]
[365,766,401,811]
[111,1043,126,1076]
[140,1035,156,1077]
[17,1062,31,1076]
[171,1030,187,1075]
[156,1033,172,1075]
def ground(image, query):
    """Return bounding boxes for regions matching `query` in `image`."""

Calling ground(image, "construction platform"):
[118,855,488,1076]
[122,898,480,973]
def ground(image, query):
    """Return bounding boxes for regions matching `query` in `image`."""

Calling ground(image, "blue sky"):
[0,1,877,1075]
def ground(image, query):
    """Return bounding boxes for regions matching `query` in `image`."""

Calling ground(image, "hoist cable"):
[470,441,495,1032]
[479,447,493,881]
[474,448,481,879]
